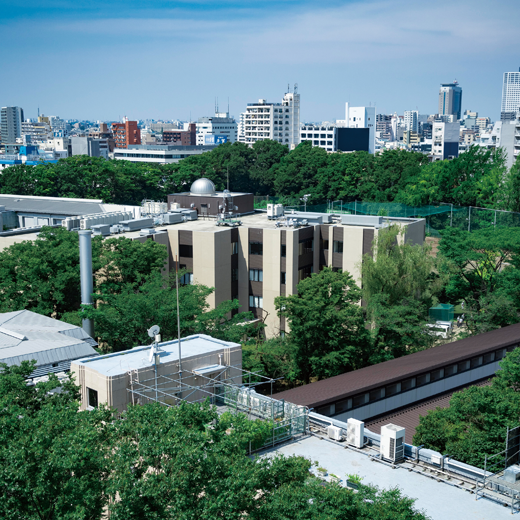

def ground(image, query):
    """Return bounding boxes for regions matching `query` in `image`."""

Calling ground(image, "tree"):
[276,267,370,384]
[503,155,520,212]
[80,271,256,352]
[0,361,113,520]
[0,227,167,319]
[437,227,520,332]
[0,362,429,520]
[361,224,438,307]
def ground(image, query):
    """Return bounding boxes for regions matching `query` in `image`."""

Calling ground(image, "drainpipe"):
[79,230,94,337]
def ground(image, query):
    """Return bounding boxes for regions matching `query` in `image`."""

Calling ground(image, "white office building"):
[501,68,520,121]
[338,104,376,154]
[20,121,52,144]
[404,110,419,133]
[300,124,336,152]
[239,88,300,149]
[196,111,237,145]
[432,122,459,161]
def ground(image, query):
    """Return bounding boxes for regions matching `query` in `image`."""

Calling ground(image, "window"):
[250,242,263,255]
[299,239,313,255]
[249,269,263,282]
[471,356,483,369]
[416,373,430,387]
[496,348,507,360]
[88,388,98,408]
[281,244,286,257]
[386,383,401,396]
[333,240,343,253]
[483,352,495,364]
[335,398,352,413]
[231,268,238,282]
[180,272,193,285]
[249,295,263,308]
[179,244,193,257]
[430,368,444,382]
[444,364,457,377]
[369,388,384,402]
[458,360,470,372]
[231,241,238,255]
[321,239,329,250]
[298,265,313,282]
[352,394,367,408]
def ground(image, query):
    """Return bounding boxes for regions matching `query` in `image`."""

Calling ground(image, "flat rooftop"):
[73,334,240,377]
[266,435,512,520]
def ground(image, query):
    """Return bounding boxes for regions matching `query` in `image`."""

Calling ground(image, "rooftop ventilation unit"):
[346,418,364,449]
[327,425,343,441]
[267,204,284,219]
[341,215,384,228]
[380,424,405,463]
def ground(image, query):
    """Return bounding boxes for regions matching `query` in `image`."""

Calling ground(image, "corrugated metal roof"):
[365,379,492,444]
[0,310,98,373]
[0,194,105,216]
[273,323,520,408]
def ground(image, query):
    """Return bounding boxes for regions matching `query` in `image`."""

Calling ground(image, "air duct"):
[78,230,94,338]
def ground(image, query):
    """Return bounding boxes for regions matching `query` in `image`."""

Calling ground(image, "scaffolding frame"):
[126,364,309,453]
[476,425,520,513]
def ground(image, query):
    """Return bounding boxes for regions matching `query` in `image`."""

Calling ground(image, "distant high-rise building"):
[111,120,141,148]
[432,122,459,161]
[239,87,300,149]
[501,68,520,121]
[1,106,24,144]
[438,82,462,121]
[404,110,419,132]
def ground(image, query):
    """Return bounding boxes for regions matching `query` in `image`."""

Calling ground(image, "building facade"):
[113,144,216,164]
[71,136,109,159]
[196,112,237,145]
[0,106,24,145]
[112,120,141,148]
[20,121,53,143]
[438,82,463,121]
[339,104,376,154]
[239,89,300,149]
[162,123,196,145]
[300,124,336,152]
[501,68,520,121]
[404,110,418,132]
[432,122,460,160]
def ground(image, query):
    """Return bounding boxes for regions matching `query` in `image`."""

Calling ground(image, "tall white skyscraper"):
[404,110,419,132]
[501,68,520,121]
[239,86,300,149]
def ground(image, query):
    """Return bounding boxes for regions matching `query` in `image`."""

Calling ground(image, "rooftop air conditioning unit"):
[346,418,364,449]
[327,425,343,441]
[380,424,405,463]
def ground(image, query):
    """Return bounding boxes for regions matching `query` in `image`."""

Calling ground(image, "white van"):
[425,322,452,339]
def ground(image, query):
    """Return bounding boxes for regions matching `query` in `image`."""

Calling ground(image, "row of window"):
[249,295,263,308]
[317,347,510,416]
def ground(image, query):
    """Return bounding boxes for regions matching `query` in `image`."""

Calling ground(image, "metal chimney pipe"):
[78,230,94,338]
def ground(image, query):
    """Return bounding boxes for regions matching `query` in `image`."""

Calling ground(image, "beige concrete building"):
[71,334,242,413]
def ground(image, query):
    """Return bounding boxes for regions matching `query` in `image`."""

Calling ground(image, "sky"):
[0,0,519,122]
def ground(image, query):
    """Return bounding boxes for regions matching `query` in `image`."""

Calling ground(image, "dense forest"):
[1,141,519,211]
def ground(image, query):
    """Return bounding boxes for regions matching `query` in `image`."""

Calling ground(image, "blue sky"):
[1,0,518,122]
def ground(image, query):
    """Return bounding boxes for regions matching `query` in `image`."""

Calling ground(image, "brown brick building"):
[111,121,141,148]
[162,123,196,145]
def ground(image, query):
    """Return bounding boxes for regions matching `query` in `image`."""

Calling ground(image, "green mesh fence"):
[254,197,520,235]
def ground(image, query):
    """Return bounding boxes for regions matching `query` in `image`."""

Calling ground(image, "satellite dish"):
[148,325,160,338]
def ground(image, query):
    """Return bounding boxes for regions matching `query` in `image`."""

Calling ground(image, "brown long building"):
[274,324,520,421]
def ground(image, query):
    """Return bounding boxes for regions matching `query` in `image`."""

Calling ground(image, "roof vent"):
[0,326,27,340]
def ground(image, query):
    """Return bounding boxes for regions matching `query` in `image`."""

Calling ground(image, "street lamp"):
[300,194,311,212]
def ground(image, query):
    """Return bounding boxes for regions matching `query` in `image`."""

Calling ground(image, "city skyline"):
[0,0,519,121]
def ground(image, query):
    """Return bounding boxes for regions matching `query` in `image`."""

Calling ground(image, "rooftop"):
[273,323,520,408]
[266,435,512,520]
[0,310,97,369]
[73,334,240,377]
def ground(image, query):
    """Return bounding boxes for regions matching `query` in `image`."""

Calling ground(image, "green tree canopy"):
[0,227,167,319]
[276,267,370,383]
[0,361,430,520]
